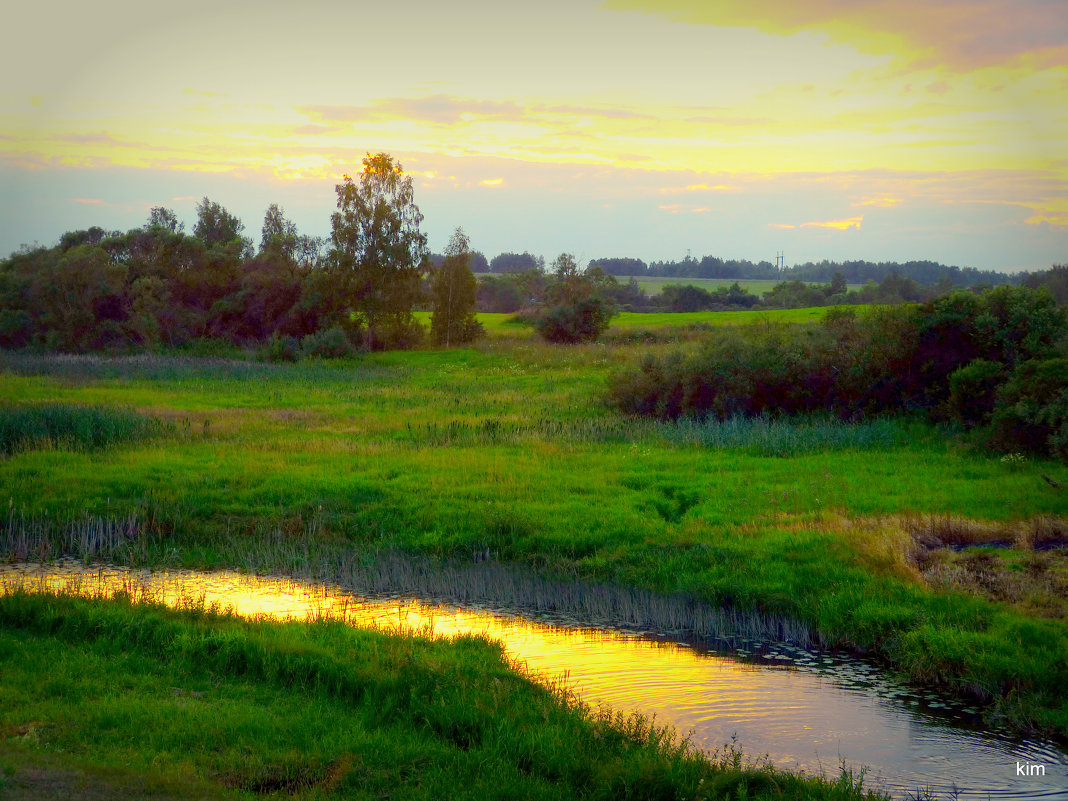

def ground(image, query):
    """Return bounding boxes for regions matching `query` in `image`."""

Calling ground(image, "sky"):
[1,0,1065,271]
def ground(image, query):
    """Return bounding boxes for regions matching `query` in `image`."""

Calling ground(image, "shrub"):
[299,325,355,359]
[946,359,1004,426]
[536,297,614,344]
[260,332,299,362]
[606,287,1068,460]
[990,358,1068,461]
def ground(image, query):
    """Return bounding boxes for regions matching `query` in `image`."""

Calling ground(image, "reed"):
[402,415,904,455]
[0,403,169,456]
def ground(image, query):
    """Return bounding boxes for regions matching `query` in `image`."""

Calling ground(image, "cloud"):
[801,216,864,230]
[58,132,117,144]
[70,197,104,205]
[479,178,504,187]
[298,96,655,128]
[853,197,902,207]
[603,0,1068,69]
[769,216,865,230]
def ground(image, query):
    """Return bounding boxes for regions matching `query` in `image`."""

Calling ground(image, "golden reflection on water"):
[4,562,1067,799]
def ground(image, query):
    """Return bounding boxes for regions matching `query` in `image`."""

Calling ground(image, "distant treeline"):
[587,255,1018,287]
[475,266,1068,314]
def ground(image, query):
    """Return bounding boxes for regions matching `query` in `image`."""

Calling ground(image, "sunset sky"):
[2,0,1065,270]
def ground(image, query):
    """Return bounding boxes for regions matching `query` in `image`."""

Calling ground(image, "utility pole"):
[775,251,785,272]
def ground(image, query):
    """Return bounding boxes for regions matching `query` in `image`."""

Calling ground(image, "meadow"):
[413,307,831,335]
[0,311,1066,796]
[471,275,863,297]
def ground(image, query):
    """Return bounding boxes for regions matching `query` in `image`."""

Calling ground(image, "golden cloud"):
[801,216,864,230]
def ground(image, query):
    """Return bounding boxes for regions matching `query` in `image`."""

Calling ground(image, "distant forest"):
[586,255,1019,287]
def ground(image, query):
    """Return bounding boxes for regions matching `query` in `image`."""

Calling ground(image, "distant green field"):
[414,307,831,336]
[611,307,828,328]
[473,274,862,297]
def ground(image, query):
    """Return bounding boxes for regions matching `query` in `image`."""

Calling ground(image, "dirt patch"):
[0,744,225,801]
[900,515,1068,618]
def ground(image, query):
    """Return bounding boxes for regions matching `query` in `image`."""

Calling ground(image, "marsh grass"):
[404,415,904,456]
[1,507,146,561]
[0,403,169,456]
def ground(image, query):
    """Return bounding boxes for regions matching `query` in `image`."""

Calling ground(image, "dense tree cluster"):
[0,153,484,355]
[608,286,1068,460]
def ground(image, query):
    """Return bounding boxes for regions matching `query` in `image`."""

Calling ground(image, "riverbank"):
[0,588,890,800]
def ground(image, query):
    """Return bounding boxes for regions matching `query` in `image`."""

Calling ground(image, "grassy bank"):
[0,329,1066,739]
[0,590,884,800]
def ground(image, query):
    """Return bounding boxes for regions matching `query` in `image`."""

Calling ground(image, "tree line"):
[587,255,1021,287]
[0,153,622,353]
[0,155,482,354]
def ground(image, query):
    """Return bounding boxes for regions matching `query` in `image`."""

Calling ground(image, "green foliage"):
[193,197,249,253]
[328,153,428,350]
[533,254,619,343]
[430,228,483,347]
[608,287,1068,459]
[537,297,616,344]
[0,404,167,456]
[299,325,357,359]
[260,331,300,362]
[990,358,1068,460]
[947,359,1003,426]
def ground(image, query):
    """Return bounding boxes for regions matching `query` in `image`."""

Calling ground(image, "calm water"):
[3,561,1066,800]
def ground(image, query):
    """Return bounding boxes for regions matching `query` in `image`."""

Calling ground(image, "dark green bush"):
[299,325,355,358]
[536,297,615,343]
[260,331,300,362]
[946,359,1003,426]
[990,358,1068,459]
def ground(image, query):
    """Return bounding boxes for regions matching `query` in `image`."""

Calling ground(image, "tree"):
[536,253,617,343]
[193,198,249,253]
[430,228,483,347]
[146,207,183,234]
[489,251,542,274]
[260,203,299,261]
[328,153,429,349]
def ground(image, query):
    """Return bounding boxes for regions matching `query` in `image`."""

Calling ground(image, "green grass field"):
[0,329,1066,794]
[472,275,863,296]
[411,306,832,335]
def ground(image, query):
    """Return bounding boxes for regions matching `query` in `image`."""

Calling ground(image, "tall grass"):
[0,403,169,455]
[403,415,904,456]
